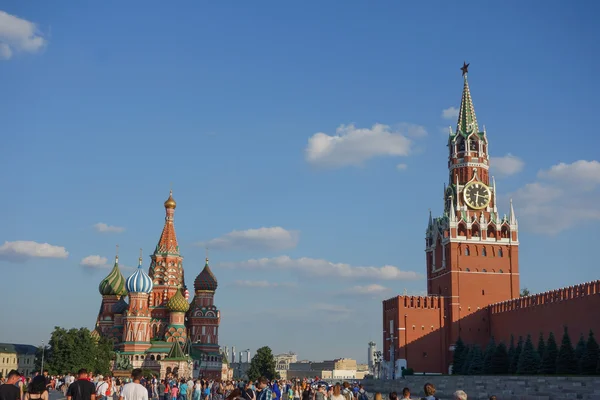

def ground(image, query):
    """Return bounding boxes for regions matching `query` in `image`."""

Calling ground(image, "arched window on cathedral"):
[150,355,155,361]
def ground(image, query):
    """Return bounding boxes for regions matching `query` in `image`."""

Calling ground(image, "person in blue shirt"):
[272,381,281,400]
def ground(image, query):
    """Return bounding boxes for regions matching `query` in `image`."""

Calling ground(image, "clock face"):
[463,182,491,210]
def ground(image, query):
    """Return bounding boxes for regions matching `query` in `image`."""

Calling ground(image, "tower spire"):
[509,198,518,225]
[456,62,480,135]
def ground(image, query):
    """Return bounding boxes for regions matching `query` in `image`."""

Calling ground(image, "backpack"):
[359,392,368,400]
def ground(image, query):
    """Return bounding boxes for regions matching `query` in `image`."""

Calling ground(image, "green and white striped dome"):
[99,256,128,296]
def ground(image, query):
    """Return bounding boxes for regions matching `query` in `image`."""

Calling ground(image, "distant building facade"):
[382,65,600,375]
[0,344,37,377]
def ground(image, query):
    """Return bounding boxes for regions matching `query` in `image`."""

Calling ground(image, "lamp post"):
[40,341,45,374]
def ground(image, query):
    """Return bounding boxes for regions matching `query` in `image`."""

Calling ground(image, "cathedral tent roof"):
[165,340,188,361]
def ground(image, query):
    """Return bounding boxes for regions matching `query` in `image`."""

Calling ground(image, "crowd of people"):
[0,369,487,400]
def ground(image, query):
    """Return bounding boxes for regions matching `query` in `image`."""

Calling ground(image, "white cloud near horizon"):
[0,241,68,262]
[490,154,525,177]
[218,256,422,281]
[80,255,109,268]
[352,284,389,295]
[0,11,45,60]
[442,107,459,120]
[509,160,600,235]
[93,223,125,233]
[198,227,298,251]
[305,123,424,168]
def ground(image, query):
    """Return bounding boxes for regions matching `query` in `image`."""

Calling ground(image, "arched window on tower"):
[501,226,510,238]
[470,139,478,152]
[457,137,465,153]
[464,247,470,256]
[482,247,487,257]
[472,224,480,238]
[458,223,467,237]
[498,248,503,257]
[487,226,496,239]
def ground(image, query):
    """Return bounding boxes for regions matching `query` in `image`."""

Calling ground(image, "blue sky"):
[1,1,599,363]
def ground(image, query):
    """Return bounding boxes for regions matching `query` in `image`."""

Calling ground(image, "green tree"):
[537,332,546,361]
[575,333,586,372]
[452,337,466,375]
[40,326,108,375]
[539,331,558,374]
[556,326,578,375]
[247,346,279,381]
[580,330,599,375]
[520,288,531,297]
[517,334,540,375]
[467,345,484,375]
[483,336,496,374]
[507,335,515,371]
[491,342,509,374]
[94,336,115,376]
[460,346,472,375]
[509,336,523,374]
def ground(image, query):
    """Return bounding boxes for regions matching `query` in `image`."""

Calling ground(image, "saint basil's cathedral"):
[94,191,225,379]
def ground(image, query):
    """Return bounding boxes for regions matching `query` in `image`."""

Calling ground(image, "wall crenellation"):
[490,280,600,314]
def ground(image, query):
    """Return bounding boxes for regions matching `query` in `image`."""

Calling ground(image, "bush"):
[468,345,484,375]
[452,337,467,375]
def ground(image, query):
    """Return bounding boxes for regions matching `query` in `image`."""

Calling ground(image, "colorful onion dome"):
[194,258,218,292]
[126,252,154,294]
[167,288,190,313]
[164,190,177,209]
[112,297,129,314]
[98,255,128,296]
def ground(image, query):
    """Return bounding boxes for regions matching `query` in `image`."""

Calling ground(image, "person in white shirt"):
[120,369,148,400]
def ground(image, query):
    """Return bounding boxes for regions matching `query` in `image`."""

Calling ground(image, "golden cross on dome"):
[461,61,470,76]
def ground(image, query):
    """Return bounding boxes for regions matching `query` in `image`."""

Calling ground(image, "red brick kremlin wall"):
[490,280,600,346]
[384,280,600,373]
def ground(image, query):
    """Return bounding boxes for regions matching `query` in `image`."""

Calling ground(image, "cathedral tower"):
[425,62,520,347]
[189,258,220,352]
[122,250,154,353]
[148,190,186,333]
[96,249,128,339]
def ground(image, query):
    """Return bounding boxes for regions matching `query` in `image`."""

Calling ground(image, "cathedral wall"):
[490,281,600,346]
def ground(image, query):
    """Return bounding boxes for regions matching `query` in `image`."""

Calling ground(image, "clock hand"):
[475,192,480,205]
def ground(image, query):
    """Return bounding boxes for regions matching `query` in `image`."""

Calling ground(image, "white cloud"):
[0,241,68,262]
[218,256,422,281]
[442,107,459,120]
[305,123,419,168]
[490,154,525,177]
[537,160,600,188]
[352,284,389,295]
[509,160,600,235]
[199,227,298,251]
[93,223,125,233]
[396,163,408,171]
[0,11,45,60]
[80,255,109,268]
[233,280,295,288]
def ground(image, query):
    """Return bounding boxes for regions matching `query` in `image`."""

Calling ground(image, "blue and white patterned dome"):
[126,255,153,294]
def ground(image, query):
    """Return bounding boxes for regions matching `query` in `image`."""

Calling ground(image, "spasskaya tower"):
[425,62,520,348]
